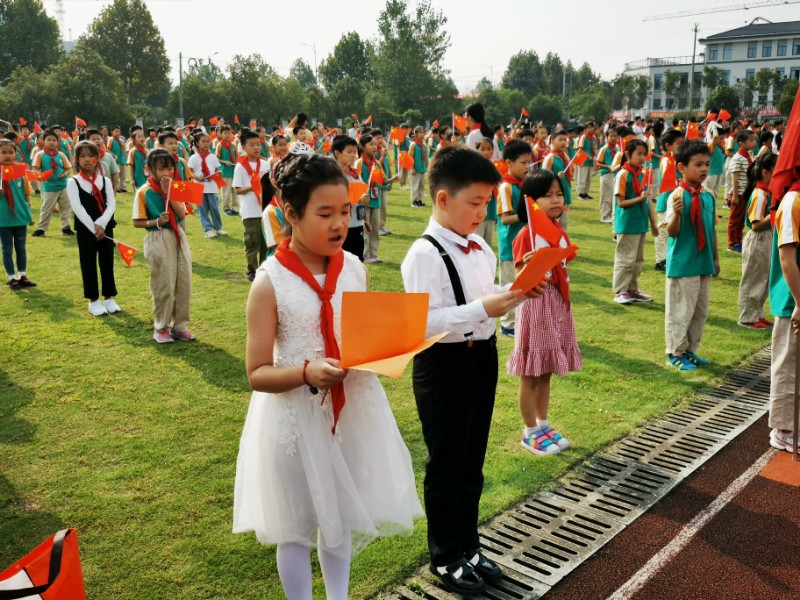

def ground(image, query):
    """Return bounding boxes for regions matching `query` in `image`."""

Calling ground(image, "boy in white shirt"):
[233,129,270,281]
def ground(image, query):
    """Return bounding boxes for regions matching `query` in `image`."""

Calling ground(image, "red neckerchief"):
[273,238,346,435]
[134,145,147,163]
[737,148,752,164]
[198,150,211,177]
[220,140,236,159]
[79,170,106,214]
[172,155,183,181]
[755,182,771,193]
[622,163,643,197]
[3,178,15,218]
[679,181,706,254]
[414,139,427,166]
[237,155,261,176]
[470,123,481,132]
[147,177,181,244]
[552,150,573,183]
[97,145,106,158]
[502,173,522,186]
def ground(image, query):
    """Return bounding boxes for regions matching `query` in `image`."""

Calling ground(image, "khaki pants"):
[411,171,425,204]
[243,217,267,272]
[769,317,797,431]
[475,220,494,249]
[557,207,569,231]
[613,233,645,294]
[577,165,593,196]
[655,211,668,264]
[665,275,710,356]
[649,168,661,202]
[599,173,614,222]
[38,189,71,232]
[118,163,127,189]
[379,189,388,230]
[365,207,381,257]
[738,228,771,323]
[222,178,239,211]
[144,228,192,333]
[705,173,723,198]
[399,166,408,187]
[499,259,515,330]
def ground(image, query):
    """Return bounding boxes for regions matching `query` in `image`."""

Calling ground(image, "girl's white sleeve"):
[67,178,97,233]
[96,177,116,229]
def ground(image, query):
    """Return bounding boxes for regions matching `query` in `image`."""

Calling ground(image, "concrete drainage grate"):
[379,349,771,600]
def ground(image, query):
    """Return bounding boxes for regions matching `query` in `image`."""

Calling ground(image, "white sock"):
[536,419,549,429]
[276,543,312,600]
[18,271,25,277]
[318,532,351,600]
[524,425,539,437]
[7,274,15,281]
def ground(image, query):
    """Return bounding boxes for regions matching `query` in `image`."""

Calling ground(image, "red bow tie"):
[459,240,483,254]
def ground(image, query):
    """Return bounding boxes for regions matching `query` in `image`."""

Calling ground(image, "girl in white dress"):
[233,147,422,600]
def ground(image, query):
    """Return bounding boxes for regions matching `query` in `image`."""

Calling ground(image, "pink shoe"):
[170,329,196,341]
[153,330,174,344]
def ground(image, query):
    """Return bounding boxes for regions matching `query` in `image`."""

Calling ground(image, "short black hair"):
[428,145,501,201]
[332,134,357,155]
[239,129,259,145]
[146,148,175,173]
[273,154,347,219]
[73,139,99,161]
[662,129,684,148]
[158,131,177,145]
[85,128,101,139]
[675,140,711,166]
[502,139,532,162]
[517,169,563,223]
[736,130,754,145]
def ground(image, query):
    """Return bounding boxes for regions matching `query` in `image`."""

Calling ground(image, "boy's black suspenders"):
[421,234,475,344]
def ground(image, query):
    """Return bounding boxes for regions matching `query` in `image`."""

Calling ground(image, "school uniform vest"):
[218,144,237,178]
[109,138,125,163]
[73,175,116,229]
[131,147,148,187]
[40,152,68,192]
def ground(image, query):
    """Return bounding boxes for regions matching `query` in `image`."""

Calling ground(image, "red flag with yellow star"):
[1,164,27,180]
[167,179,204,205]
[117,242,137,267]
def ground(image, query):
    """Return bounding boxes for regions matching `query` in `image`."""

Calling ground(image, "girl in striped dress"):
[508,169,582,456]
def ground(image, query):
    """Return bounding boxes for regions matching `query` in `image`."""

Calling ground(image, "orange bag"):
[0,529,86,599]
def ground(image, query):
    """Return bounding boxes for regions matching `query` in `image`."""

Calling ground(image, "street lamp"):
[178,52,220,123]
[301,42,318,84]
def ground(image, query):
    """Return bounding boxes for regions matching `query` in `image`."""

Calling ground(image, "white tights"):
[276,533,352,600]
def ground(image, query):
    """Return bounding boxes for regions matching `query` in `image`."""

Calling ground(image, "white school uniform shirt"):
[232,157,270,219]
[466,127,484,150]
[66,174,116,233]
[187,152,221,193]
[401,217,511,344]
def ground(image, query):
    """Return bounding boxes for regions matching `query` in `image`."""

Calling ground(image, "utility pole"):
[562,69,566,96]
[689,23,698,114]
[178,52,184,122]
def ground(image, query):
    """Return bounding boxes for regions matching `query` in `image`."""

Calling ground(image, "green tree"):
[318,32,374,91]
[704,85,740,116]
[777,78,798,116]
[753,68,777,107]
[568,90,610,122]
[290,58,317,88]
[632,75,650,110]
[77,0,169,104]
[611,74,633,109]
[574,62,599,90]
[528,94,563,125]
[224,54,276,123]
[702,66,726,90]
[542,53,563,96]
[0,0,63,83]
[663,70,683,108]
[167,75,229,124]
[0,66,53,122]
[500,50,544,98]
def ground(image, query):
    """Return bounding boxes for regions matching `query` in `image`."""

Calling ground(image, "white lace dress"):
[233,252,423,557]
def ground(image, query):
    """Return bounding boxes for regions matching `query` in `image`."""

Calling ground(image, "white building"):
[623,19,800,117]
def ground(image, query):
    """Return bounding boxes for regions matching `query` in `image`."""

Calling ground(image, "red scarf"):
[502,173,522,187]
[198,150,211,178]
[134,145,147,164]
[79,170,106,214]
[552,150,573,183]
[679,181,706,254]
[147,177,181,244]
[220,140,236,159]
[414,140,427,166]
[273,238,346,434]
[470,123,481,132]
[3,180,15,218]
[237,155,261,176]
[172,155,183,181]
[737,148,752,164]
[361,154,377,191]
[622,163,643,197]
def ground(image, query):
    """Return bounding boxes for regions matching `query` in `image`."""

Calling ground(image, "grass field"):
[0,175,770,598]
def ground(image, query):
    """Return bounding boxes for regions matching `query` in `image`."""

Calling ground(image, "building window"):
[746,68,755,80]
[680,72,689,86]
[693,71,702,86]
[653,98,662,110]
[791,67,800,80]
[666,98,674,109]
[763,42,772,57]
[776,67,785,79]
[778,40,787,56]
[723,70,731,85]
[709,46,718,61]
[723,43,732,60]
[747,42,757,58]
[793,39,800,55]
[653,73,662,90]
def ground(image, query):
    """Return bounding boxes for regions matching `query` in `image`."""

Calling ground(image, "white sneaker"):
[103,298,121,313]
[216,229,228,236]
[770,428,797,453]
[88,299,108,316]
[205,230,217,238]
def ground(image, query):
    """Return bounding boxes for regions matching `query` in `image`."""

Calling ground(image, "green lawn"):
[0,176,769,598]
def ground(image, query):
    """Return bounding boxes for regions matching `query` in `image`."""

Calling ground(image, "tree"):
[702,66,726,90]
[474,77,493,94]
[318,32,374,91]
[224,54,277,123]
[77,0,169,104]
[611,74,634,109]
[500,51,544,98]
[166,75,228,123]
[753,68,778,107]
[568,90,610,122]
[777,78,798,116]
[0,66,53,123]
[663,70,683,108]
[632,75,650,110]
[542,53,563,96]
[0,0,63,83]
[528,94,563,125]
[704,85,740,116]
[289,58,316,88]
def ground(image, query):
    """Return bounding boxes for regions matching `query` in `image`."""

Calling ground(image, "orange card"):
[348,181,368,204]
[340,292,448,379]
[510,246,578,297]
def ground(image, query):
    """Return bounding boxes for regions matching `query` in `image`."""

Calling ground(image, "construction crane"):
[644,0,800,21]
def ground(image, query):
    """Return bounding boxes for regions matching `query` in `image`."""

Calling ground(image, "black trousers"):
[343,226,364,262]
[412,336,498,566]
[76,222,117,300]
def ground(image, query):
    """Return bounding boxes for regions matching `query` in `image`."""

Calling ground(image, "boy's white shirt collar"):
[428,216,487,251]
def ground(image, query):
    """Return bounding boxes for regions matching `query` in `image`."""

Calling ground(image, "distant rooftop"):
[624,56,699,71]
[699,20,800,43]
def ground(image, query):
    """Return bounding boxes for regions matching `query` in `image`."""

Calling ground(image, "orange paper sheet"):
[510,246,578,296]
[340,292,448,378]
[348,181,368,204]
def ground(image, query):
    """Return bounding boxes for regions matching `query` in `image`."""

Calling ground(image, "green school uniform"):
[131,147,148,188]
[665,188,716,278]
[108,137,126,164]
[769,192,800,318]
[0,178,32,226]
[614,170,649,234]
[259,141,270,159]
[496,137,505,155]
[376,151,392,192]
[59,138,72,157]
[548,153,573,206]
[358,158,381,209]
[484,191,497,224]
[40,152,69,192]
[582,135,595,167]
[139,187,184,232]
[146,137,156,150]
[179,138,191,158]
[18,137,34,164]
[399,135,410,152]
[710,145,725,176]
[217,143,237,178]
[175,159,188,181]
[596,145,617,176]
[412,142,427,173]
[497,181,523,262]
[567,138,575,160]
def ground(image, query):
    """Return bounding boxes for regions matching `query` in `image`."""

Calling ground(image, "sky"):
[49,0,800,92]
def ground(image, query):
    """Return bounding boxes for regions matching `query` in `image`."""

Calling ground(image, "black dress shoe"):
[466,549,503,582]
[430,558,486,595]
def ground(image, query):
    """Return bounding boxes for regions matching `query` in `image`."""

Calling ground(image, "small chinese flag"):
[348,181,368,204]
[521,107,529,117]
[371,165,385,186]
[571,149,589,167]
[322,140,332,153]
[234,114,239,124]
[432,120,439,128]
[209,116,219,125]
[493,160,509,176]
[398,152,414,170]
[645,152,653,162]
[453,114,467,131]
[251,172,262,197]
[659,157,678,194]
[719,109,732,122]
[249,120,257,129]
[18,117,26,126]
[351,113,358,120]
[389,127,405,143]
[706,111,718,121]
[33,122,42,134]
[643,167,653,190]
[75,117,87,127]
[168,179,204,205]
[210,172,227,188]
[526,196,564,248]
[36,169,54,181]
[25,170,37,182]
[686,122,699,139]
[117,241,137,267]
[364,115,372,124]
[1,164,28,180]
[185,202,195,216]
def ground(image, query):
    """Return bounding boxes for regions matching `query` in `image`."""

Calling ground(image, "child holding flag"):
[542,129,573,230]
[655,129,684,271]
[66,140,119,316]
[664,140,719,371]
[356,134,384,264]
[127,128,149,190]
[410,126,428,208]
[132,149,194,344]
[595,128,620,223]
[612,139,658,305]
[370,128,394,237]
[576,122,596,200]
[509,169,581,455]
[32,130,74,237]
[217,125,240,216]
[233,129,270,281]
[0,139,35,290]
[188,131,226,239]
